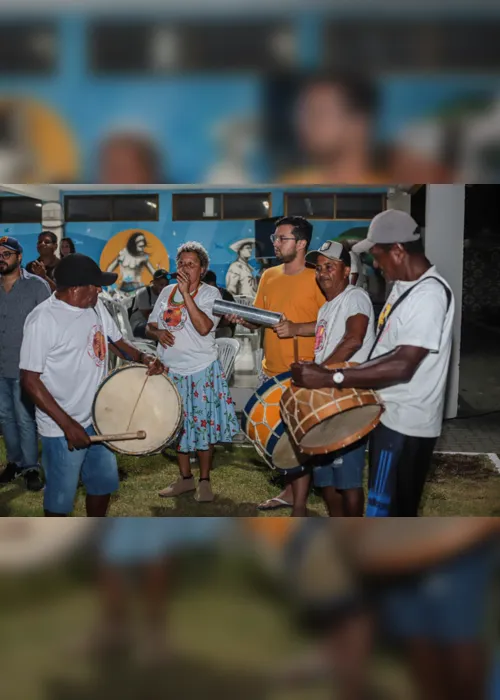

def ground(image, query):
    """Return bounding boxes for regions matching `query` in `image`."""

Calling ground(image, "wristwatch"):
[332,371,345,386]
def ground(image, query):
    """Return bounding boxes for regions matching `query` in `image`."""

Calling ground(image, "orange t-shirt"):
[254,265,325,376]
[244,519,298,547]
[281,168,391,186]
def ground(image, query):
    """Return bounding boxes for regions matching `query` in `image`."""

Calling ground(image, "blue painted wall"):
[31,185,383,287]
[0,13,498,182]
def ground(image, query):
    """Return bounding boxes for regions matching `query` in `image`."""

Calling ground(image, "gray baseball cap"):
[351,210,421,255]
[306,240,351,267]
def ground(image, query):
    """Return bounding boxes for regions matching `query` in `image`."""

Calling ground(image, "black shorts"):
[366,423,437,517]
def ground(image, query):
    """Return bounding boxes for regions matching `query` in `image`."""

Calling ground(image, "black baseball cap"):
[153,268,169,280]
[54,253,118,288]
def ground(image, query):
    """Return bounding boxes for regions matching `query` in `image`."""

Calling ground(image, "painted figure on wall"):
[106,232,157,293]
[100,229,170,294]
[225,238,258,297]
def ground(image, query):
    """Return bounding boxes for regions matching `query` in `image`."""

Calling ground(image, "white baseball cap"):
[352,210,421,255]
[306,240,351,267]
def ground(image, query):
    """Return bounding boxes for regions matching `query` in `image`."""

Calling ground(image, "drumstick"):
[125,373,149,432]
[89,431,146,444]
[293,336,299,363]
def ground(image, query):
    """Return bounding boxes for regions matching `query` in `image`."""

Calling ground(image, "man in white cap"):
[291,209,454,517]
[225,238,258,297]
[295,240,375,518]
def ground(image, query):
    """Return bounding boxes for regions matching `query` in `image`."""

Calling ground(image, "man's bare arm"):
[321,314,369,366]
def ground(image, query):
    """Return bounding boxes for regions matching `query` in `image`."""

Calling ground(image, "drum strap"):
[367,276,452,361]
[107,336,134,362]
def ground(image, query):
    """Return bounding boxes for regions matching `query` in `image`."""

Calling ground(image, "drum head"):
[0,520,94,572]
[92,364,183,455]
[273,433,308,470]
[301,405,381,452]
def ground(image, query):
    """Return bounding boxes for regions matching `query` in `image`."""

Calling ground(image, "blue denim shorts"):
[101,518,228,565]
[312,440,367,491]
[379,540,498,643]
[41,425,119,515]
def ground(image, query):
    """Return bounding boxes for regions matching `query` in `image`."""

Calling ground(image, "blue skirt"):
[168,360,239,453]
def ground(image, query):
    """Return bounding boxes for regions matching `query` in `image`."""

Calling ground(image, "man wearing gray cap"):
[292,209,454,517]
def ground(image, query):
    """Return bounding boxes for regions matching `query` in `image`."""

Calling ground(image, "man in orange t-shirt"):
[228,216,324,514]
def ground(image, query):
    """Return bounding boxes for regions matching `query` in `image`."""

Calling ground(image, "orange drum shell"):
[280,361,384,455]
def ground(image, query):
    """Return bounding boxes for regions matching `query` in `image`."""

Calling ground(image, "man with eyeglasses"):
[0,236,50,491]
[226,216,325,514]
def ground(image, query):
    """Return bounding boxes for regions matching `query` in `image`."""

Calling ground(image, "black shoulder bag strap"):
[367,276,452,361]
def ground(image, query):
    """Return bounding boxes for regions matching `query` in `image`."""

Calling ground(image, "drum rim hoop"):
[91,362,183,456]
[242,370,292,419]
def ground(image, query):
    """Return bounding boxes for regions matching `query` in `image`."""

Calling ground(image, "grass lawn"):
[0,555,415,700]
[1,439,499,517]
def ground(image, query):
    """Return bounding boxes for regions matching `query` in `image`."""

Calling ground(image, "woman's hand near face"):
[177,270,191,296]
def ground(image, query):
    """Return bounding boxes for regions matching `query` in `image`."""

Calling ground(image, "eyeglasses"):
[0,251,16,261]
[270,235,296,244]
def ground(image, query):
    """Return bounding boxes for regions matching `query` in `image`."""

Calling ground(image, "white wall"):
[424,185,465,419]
[0,184,61,202]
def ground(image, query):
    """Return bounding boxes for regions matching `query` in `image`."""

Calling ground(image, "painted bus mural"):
[0,9,499,183]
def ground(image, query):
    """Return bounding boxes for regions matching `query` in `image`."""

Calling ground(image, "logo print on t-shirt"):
[162,304,186,331]
[377,304,392,330]
[314,322,326,353]
[87,326,106,366]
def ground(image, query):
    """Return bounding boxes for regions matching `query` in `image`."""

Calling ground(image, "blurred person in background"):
[129,268,170,339]
[86,518,228,665]
[349,249,366,289]
[59,237,76,258]
[28,231,60,292]
[204,269,236,338]
[98,132,163,184]
[278,519,500,700]
[348,518,500,700]
[0,236,49,492]
[282,73,388,185]
[277,520,375,700]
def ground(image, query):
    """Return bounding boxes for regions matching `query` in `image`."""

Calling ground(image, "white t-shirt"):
[19,297,122,438]
[129,286,159,332]
[314,286,375,365]
[149,283,221,375]
[372,266,454,438]
[349,252,366,289]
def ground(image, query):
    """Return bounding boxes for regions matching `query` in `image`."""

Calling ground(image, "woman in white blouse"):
[147,242,239,503]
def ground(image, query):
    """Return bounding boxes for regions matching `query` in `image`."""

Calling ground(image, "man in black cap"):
[129,268,170,338]
[0,236,50,492]
[19,253,164,517]
[292,210,455,517]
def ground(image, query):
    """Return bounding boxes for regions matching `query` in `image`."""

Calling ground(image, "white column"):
[425,185,465,419]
